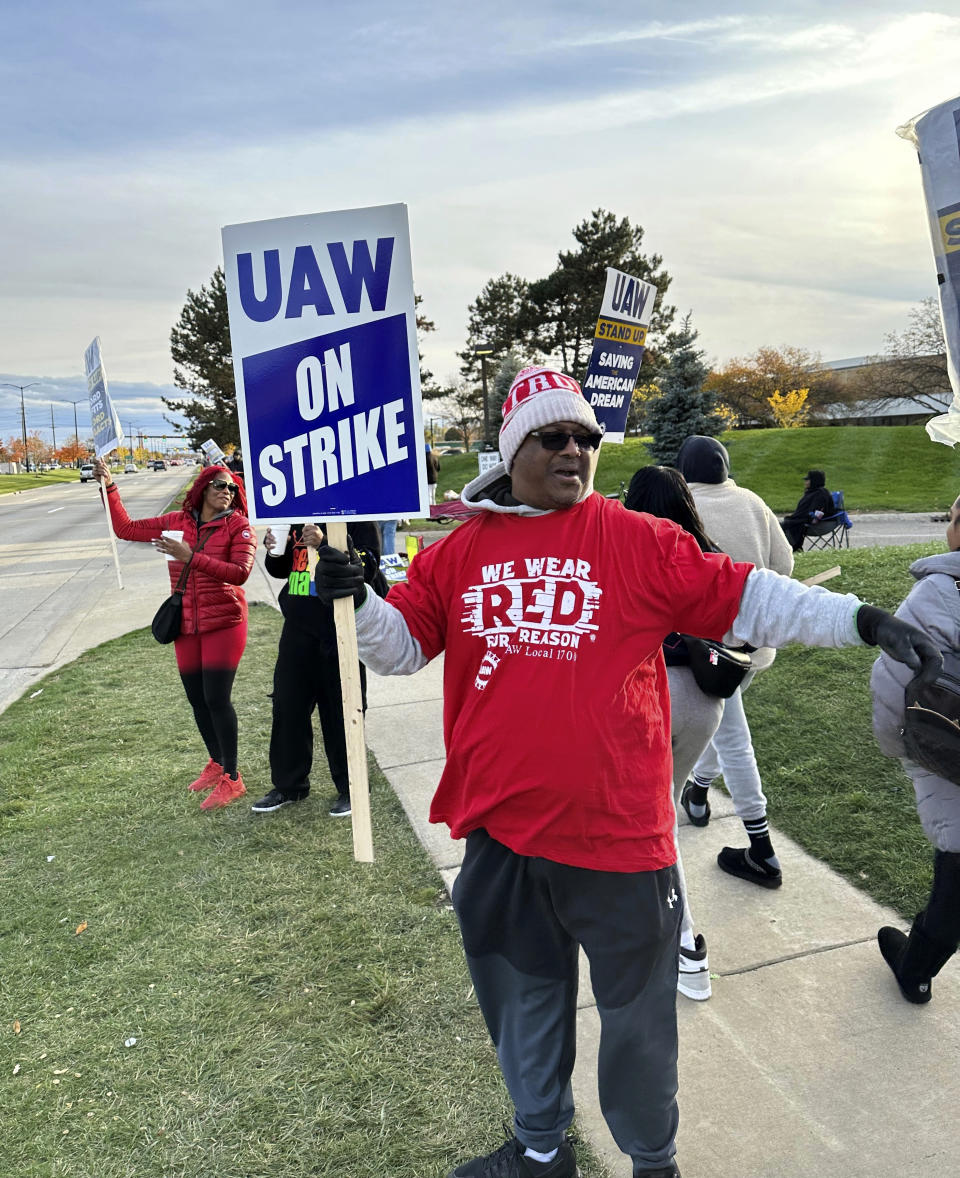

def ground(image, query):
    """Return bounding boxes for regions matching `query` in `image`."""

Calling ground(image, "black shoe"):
[634,1165,681,1177]
[878,915,956,1005]
[447,1136,578,1178]
[328,794,352,818]
[717,846,782,889]
[251,788,305,814]
[679,781,710,827]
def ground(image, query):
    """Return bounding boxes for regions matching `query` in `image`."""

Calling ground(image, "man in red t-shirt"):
[315,367,939,1178]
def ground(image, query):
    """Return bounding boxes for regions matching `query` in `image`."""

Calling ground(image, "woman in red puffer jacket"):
[95,458,257,810]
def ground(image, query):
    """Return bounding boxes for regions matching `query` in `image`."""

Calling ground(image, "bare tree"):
[848,297,949,412]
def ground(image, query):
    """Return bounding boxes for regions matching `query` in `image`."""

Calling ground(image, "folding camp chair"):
[804,490,852,550]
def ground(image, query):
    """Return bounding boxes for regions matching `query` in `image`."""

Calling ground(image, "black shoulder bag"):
[902,580,960,786]
[151,528,213,644]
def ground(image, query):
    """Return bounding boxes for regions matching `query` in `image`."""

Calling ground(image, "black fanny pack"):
[682,636,753,699]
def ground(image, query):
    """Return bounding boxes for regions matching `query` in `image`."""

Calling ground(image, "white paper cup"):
[160,529,184,562]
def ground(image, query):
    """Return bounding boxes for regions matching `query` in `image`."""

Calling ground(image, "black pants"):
[269,623,367,799]
[452,829,681,1171]
[781,519,806,551]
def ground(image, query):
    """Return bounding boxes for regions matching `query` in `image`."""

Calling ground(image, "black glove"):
[856,604,942,684]
[314,537,366,607]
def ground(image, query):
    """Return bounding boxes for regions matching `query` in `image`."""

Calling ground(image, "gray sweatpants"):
[452,829,682,1172]
[668,665,724,939]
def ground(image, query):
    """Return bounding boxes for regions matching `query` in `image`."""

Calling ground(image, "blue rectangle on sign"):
[244,314,421,519]
[582,336,645,441]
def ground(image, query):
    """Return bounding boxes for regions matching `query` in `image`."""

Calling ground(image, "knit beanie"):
[676,435,730,485]
[499,366,602,472]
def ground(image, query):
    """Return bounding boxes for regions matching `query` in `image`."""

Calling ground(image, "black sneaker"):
[634,1164,681,1177]
[717,846,782,889]
[251,788,305,814]
[328,794,352,818]
[679,781,710,827]
[447,1136,578,1178]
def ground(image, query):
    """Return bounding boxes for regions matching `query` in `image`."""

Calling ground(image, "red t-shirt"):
[387,493,752,872]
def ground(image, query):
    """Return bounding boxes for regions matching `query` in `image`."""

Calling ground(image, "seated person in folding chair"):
[780,469,835,552]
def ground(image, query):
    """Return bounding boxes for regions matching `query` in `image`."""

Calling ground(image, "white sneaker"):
[678,933,712,1001]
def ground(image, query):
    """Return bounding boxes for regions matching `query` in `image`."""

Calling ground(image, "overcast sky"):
[1,2,957,443]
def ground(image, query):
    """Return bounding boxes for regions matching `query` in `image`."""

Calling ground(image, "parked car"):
[80,464,95,483]
[124,463,137,474]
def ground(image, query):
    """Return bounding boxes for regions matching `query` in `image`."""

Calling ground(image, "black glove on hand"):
[856,604,942,684]
[314,538,366,607]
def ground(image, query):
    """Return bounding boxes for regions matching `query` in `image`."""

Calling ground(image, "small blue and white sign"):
[200,438,227,465]
[221,204,428,525]
[581,267,658,444]
[83,337,124,457]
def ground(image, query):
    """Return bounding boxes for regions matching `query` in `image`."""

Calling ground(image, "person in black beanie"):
[780,469,835,551]
[251,521,386,817]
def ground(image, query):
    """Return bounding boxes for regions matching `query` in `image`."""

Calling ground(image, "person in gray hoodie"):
[676,435,795,889]
[870,494,960,1003]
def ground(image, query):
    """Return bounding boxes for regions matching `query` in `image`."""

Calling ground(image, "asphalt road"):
[0,467,281,713]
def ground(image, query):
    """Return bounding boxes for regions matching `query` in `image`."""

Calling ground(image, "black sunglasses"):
[209,479,238,494]
[528,429,604,452]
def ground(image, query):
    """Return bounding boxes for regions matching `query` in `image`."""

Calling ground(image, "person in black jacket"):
[780,469,835,551]
[251,521,385,817]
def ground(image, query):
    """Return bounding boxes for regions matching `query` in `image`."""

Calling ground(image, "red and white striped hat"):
[499,366,601,471]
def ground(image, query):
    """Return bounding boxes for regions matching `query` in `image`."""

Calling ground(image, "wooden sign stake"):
[324,520,374,863]
[802,565,841,587]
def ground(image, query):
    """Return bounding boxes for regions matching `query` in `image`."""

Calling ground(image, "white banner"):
[898,93,960,446]
[83,337,124,457]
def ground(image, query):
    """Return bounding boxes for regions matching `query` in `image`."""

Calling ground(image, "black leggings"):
[174,622,247,777]
[179,668,239,777]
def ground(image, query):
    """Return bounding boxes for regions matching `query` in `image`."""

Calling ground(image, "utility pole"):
[50,404,57,458]
[0,382,39,471]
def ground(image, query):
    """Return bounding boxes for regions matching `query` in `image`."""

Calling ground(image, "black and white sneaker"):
[328,794,352,817]
[251,789,304,814]
[447,1136,579,1177]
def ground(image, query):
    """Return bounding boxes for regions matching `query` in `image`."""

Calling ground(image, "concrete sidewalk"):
[363,658,960,1178]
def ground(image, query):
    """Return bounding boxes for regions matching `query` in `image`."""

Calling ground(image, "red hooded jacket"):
[104,484,257,635]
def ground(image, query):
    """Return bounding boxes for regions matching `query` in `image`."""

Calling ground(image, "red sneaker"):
[188,759,223,792]
[200,772,246,811]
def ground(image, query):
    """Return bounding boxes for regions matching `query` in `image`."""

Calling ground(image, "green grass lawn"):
[0,607,609,1178]
[0,470,83,493]
[437,425,960,513]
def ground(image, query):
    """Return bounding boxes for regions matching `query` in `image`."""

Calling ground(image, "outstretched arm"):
[731,567,942,681]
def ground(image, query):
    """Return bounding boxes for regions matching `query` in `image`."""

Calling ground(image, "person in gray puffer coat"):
[870,495,960,1003]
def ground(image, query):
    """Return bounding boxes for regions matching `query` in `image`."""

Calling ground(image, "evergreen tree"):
[458,274,532,380]
[164,268,238,448]
[645,316,725,465]
[524,209,676,381]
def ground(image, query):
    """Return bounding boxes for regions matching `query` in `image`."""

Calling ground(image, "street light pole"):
[0,382,39,471]
[472,344,495,448]
[50,405,57,458]
[65,399,83,466]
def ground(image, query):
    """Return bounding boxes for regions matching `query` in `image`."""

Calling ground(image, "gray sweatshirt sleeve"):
[729,567,863,650]
[353,588,429,676]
